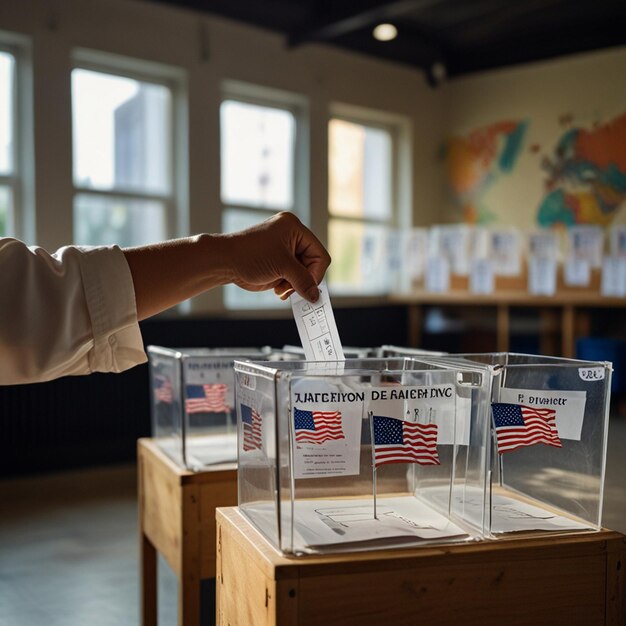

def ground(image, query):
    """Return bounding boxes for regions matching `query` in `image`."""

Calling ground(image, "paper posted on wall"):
[290,279,345,361]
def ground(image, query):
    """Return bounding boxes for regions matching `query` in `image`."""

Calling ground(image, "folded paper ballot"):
[290,279,345,361]
[243,495,471,554]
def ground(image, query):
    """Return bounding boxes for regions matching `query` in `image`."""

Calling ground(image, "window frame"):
[70,49,187,245]
[327,103,412,296]
[220,80,310,310]
[0,43,21,237]
[328,114,399,231]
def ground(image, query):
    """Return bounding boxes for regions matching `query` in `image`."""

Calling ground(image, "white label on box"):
[578,367,606,382]
[369,384,467,446]
[500,388,587,441]
[237,371,256,391]
[290,279,345,362]
[291,382,361,479]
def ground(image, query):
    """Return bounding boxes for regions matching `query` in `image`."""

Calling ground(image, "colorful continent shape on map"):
[444,120,528,223]
[537,112,626,226]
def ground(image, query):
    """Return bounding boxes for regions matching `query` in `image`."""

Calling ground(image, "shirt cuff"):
[77,245,147,374]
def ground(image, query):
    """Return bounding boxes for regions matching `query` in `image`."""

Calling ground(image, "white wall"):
[441,46,626,229]
[0,0,444,312]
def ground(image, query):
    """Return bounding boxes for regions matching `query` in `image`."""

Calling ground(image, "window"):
[327,117,399,295]
[0,50,16,236]
[71,66,175,247]
[220,85,306,309]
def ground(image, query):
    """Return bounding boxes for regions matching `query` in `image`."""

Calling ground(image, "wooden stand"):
[138,438,237,626]
[216,506,626,626]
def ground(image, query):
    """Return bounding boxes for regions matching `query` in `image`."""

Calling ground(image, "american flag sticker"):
[294,407,344,445]
[491,403,562,454]
[185,383,230,414]
[153,374,173,404]
[373,415,440,468]
[241,403,262,452]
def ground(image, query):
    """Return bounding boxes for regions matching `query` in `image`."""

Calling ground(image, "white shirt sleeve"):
[0,237,147,385]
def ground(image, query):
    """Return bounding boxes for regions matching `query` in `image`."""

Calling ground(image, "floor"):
[1,417,625,626]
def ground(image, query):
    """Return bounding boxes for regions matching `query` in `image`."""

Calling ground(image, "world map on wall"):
[444,112,626,227]
[443,120,528,223]
[537,112,626,226]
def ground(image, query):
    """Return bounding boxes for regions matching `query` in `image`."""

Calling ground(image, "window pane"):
[222,208,289,310]
[72,69,171,194]
[0,51,14,175]
[0,186,12,236]
[328,218,389,294]
[74,193,166,247]
[328,119,392,220]
[221,100,295,210]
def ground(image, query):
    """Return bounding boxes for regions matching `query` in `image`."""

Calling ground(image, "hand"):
[225,212,331,302]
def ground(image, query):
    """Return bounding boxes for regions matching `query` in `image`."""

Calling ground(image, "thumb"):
[282,259,320,303]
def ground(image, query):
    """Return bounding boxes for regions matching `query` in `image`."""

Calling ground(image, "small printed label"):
[500,388,587,441]
[237,372,256,391]
[578,367,605,382]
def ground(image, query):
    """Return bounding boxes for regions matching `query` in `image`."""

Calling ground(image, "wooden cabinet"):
[216,506,626,626]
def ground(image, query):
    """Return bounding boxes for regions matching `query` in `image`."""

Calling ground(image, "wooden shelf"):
[389,290,626,358]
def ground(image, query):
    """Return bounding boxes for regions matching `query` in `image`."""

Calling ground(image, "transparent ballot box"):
[417,352,612,538]
[148,345,279,470]
[378,345,448,358]
[234,357,489,555]
[282,345,377,358]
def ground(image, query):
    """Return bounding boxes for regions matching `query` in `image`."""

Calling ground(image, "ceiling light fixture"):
[373,23,397,42]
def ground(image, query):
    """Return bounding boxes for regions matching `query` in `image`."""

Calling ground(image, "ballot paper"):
[244,495,471,553]
[157,434,238,470]
[428,485,594,534]
[291,280,345,361]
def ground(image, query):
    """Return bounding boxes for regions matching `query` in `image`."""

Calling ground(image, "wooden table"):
[216,506,626,626]
[138,438,237,626]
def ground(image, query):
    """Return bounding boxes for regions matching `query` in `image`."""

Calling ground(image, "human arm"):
[0,212,330,385]
[124,211,330,320]
[0,238,145,385]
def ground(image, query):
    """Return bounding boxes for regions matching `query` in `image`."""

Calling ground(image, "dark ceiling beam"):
[446,0,588,47]
[287,0,446,47]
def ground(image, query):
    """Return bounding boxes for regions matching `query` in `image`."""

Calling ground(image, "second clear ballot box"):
[234,357,490,555]
[148,345,296,470]
[416,352,612,538]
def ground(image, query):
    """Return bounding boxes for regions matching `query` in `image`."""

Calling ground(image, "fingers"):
[280,257,320,302]
[273,279,294,300]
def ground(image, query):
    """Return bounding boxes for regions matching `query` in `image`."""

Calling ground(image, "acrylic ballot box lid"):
[378,345,448,357]
[412,352,612,539]
[282,345,378,358]
[147,345,297,471]
[234,357,489,555]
